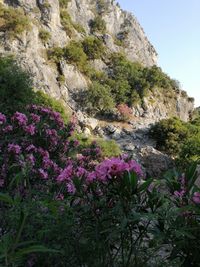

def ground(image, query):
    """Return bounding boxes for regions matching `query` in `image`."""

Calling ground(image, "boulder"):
[139,146,174,178]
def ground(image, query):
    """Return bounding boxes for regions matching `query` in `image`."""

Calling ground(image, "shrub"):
[0,56,33,115]
[57,74,66,85]
[90,16,106,33]
[82,36,105,60]
[150,117,190,155]
[60,9,73,37]
[64,41,90,73]
[1,109,200,266]
[34,91,69,122]
[117,103,132,121]
[48,47,65,63]
[39,29,51,44]
[96,0,108,14]
[150,117,200,168]
[96,139,121,157]
[85,81,115,114]
[59,0,70,9]
[0,4,30,38]
[0,56,69,121]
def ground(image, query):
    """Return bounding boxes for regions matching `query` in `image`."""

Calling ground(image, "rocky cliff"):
[0,0,194,122]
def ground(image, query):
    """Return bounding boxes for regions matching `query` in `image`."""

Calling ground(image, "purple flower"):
[76,167,87,177]
[12,112,28,126]
[55,193,64,201]
[38,168,48,179]
[38,148,49,158]
[26,144,37,153]
[128,160,143,177]
[174,190,186,199]
[27,154,35,166]
[8,144,21,154]
[192,192,200,204]
[86,172,96,183]
[66,182,76,194]
[56,165,73,182]
[30,113,40,123]
[42,156,53,169]
[0,113,6,125]
[24,124,36,135]
[73,140,79,147]
[3,125,13,133]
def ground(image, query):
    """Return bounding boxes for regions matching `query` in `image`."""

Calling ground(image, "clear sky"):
[117,0,200,107]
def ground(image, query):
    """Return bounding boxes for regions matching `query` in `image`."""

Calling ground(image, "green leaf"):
[186,162,198,190]
[0,193,14,205]
[138,178,154,192]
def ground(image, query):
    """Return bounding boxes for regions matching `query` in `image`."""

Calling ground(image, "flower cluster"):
[117,104,132,121]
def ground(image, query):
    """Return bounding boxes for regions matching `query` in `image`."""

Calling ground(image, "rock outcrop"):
[0,0,194,121]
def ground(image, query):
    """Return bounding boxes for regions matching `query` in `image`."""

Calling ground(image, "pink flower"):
[12,112,28,126]
[86,172,96,183]
[8,144,21,154]
[27,154,35,166]
[42,156,53,169]
[24,124,36,135]
[174,190,186,198]
[56,165,73,182]
[0,113,6,124]
[128,160,143,177]
[30,113,40,123]
[76,167,87,177]
[66,182,76,194]
[3,125,13,133]
[55,193,64,201]
[38,168,48,180]
[26,144,37,153]
[192,192,200,204]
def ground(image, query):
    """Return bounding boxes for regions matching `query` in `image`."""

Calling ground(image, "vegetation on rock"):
[0,4,30,39]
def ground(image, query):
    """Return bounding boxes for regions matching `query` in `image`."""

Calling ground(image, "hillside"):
[0,0,194,122]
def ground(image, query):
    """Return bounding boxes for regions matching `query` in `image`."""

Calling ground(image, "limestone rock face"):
[0,0,194,122]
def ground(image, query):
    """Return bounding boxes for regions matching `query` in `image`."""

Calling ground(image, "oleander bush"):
[0,108,200,266]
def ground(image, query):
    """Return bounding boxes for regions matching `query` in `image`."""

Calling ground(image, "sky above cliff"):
[118,0,200,107]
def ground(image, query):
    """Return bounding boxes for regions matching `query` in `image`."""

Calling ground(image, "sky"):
[117,0,200,107]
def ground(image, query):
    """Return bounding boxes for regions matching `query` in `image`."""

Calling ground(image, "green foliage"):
[96,0,108,14]
[0,4,30,38]
[73,23,86,33]
[57,74,66,85]
[150,117,190,155]
[85,81,115,113]
[60,8,85,36]
[48,47,65,63]
[60,9,73,37]
[179,134,200,166]
[59,0,70,9]
[150,117,200,168]
[82,36,105,60]
[96,139,121,157]
[0,56,69,121]
[90,16,106,33]
[39,29,51,44]
[64,41,89,72]
[0,56,33,115]
[34,91,69,122]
